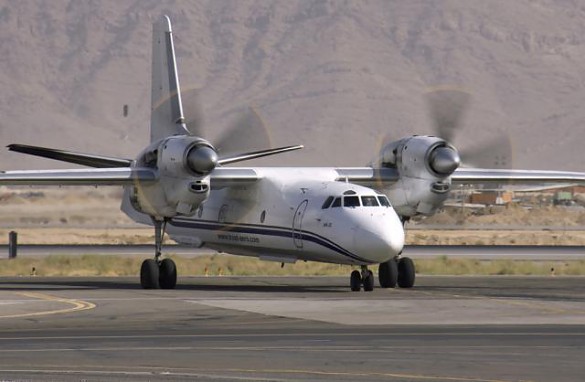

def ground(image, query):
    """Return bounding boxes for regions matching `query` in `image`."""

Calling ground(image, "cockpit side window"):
[322,196,334,209]
[361,196,379,207]
[343,196,360,208]
[331,197,342,208]
[377,195,391,207]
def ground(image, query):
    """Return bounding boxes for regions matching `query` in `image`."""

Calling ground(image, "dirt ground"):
[0,187,584,246]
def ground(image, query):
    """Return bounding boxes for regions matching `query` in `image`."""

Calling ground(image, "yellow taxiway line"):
[0,292,95,319]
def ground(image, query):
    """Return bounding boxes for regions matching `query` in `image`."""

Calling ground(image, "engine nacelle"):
[127,136,218,219]
[376,135,460,218]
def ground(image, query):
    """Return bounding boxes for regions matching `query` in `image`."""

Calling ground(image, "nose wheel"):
[349,266,375,292]
[140,218,177,289]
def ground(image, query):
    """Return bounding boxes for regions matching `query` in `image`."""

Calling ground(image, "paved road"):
[2,244,584,259]
[0,276,584,381]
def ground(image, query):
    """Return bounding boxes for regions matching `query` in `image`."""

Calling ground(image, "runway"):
[2,243,584,259]
[0,276,584,381]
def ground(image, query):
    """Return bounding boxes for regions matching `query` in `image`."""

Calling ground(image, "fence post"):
[8,231,17,259]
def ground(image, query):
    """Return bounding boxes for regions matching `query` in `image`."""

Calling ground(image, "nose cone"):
[354,218,405,263]
[187,146,219,175]
[429,146,460,175]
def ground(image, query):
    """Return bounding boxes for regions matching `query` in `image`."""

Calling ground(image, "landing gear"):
[159,258,177,289]
[140,258,159,289]
[349,266,375,292]
[378,259,398,288]
[362,267,375,292]
[350,270,361,291]
[397,257,415,288]
[140,218,177,290]
[377,256,416,289]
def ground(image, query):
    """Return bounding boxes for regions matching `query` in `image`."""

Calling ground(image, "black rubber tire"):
[350,270,361,292]
[159,258,177,289]
[378,259,398,288]
[397,257,416,288]
[363,270,375,292]
[140,259,160,289]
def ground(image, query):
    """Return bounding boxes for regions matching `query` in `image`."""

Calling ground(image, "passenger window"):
[344,196,360,208]
[361,196,379,207]
[331,197,341,208]
[377,195,391,207]
[322,196,334,209]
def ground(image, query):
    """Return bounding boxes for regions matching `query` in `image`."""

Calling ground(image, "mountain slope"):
[0,0,584,170]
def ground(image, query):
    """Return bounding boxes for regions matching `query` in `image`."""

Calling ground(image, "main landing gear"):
[349,257,416,292]
[140,219,177,289]
[378,257,415,289]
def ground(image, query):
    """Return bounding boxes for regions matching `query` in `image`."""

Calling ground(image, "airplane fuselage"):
[154,168,405,265]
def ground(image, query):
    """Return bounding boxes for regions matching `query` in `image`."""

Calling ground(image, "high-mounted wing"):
[334,166,585,191]
[451,168,585,185]
[0,168,156,186]
[335,167,400,183]
[210,167,261,189]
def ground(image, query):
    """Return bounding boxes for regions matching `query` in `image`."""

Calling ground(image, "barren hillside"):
[0,0,584,170]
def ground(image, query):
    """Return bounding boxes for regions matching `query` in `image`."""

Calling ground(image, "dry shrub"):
[1,255,585,277]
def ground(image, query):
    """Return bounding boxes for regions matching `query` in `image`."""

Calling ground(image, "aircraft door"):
[292,200,308,249]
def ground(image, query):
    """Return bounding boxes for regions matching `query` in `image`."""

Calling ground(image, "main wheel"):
[350,270,361,291]
[363,270,375,292]
[159,258,177,289]
[397,257,416,288]
[378,259,398,288]
[140,259,160,289]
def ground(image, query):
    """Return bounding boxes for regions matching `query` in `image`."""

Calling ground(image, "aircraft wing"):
[210,168,261,189]
[451,168,585,185]
[334,167,400,185]
[0,168,157,186]
[0,166,259,188]
[334,166,585,189]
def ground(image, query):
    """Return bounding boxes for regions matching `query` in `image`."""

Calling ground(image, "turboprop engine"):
[376,135,460,218]
[129,136,218,218]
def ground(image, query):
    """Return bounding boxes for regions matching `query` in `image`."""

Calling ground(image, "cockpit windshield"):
[377,195,391,207]
[343,196,360,208]
[321,194,391,209]
[361,196,379,207]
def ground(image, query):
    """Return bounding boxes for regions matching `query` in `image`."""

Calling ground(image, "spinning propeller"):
[425,87,512,169]
[173,88,300,174]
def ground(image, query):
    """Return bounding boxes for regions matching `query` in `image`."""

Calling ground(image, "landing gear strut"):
[140,219,177,289]
[349,265,375,292]
[378,256,415,289]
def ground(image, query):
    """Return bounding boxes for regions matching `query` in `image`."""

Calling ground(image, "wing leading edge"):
[451,168,585,184]
[333,166,585,188]
[0,168,156,186]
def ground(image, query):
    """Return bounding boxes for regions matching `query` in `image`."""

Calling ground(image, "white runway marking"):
[189,298,585,325]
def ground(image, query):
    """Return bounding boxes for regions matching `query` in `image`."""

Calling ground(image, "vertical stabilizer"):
[150,15,190,143]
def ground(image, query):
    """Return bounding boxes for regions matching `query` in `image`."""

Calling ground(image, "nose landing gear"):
[349,265,375,292]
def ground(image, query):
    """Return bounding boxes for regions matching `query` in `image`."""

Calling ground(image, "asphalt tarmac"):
[0,275,584,381]
[3,244,584,259]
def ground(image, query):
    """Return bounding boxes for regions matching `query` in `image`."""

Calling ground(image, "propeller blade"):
[7,144,132,168]
[214,106,271,156]
[426,88,471,142]
[218,145,304,165]
[458,132,513,169]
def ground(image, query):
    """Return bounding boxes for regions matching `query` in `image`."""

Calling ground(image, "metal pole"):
[8,231,17,259]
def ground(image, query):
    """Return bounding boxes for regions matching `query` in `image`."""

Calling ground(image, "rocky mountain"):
[0,0,584,170]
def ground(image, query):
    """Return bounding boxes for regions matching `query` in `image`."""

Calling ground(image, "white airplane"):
[2,16,584,291]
